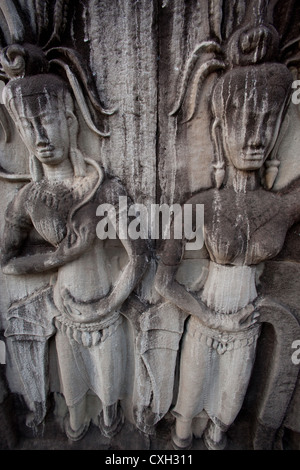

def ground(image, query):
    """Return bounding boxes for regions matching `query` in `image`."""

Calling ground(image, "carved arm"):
[60,234,149,323]
[2,201,96,275]
[155,259,258,331]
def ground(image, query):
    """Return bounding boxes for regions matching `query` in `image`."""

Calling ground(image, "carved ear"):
[263,113,290,190]
[66,110,87,177]
[66,110,78,136]
[66,110,79,149]
[211,119,225,189]
[264,159,280,190]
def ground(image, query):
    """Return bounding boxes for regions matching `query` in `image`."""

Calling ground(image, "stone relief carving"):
[1,66,148,439]
[154,7,300,451]
[0,2,149,441]
[0,0,300,452]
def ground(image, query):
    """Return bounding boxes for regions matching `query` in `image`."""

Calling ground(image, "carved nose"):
[248,143,265,150]
[35,126,50,147]
[247,133,265,149]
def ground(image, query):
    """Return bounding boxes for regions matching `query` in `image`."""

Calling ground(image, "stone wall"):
[0,0,300,451]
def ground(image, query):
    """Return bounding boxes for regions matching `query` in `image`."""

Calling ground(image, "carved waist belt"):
[186,316,261,355]
[54,311,122,347]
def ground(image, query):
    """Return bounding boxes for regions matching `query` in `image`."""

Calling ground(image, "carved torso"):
[24,177,96,247]
[199,186,298,313]
[5,173,128,322]
[162,183,300,314]
[202,187,294,266]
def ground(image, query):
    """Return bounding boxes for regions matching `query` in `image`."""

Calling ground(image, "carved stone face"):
[212,65,292,171]
[10,92,71,166]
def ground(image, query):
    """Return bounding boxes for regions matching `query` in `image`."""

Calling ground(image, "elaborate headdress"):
[169,0,300,189]
[0,0,115,180]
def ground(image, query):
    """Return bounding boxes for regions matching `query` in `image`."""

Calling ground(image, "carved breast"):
[24,177,95,247]
[24,183,72,246]
[203,189,290,266]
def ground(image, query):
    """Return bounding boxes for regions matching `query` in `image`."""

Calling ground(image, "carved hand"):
[60,254,147,324]
[190,298,259,331]
[217,304,259,331]
[60,289,113,324]
[155,263,260,331]
[44,222,96,270]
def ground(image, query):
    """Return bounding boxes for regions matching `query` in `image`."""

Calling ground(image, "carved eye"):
[19,118,32,130]
[36,113,55,126]
[43,117,55,126]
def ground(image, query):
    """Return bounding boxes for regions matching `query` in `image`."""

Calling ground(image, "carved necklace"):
[27,159,104,214]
